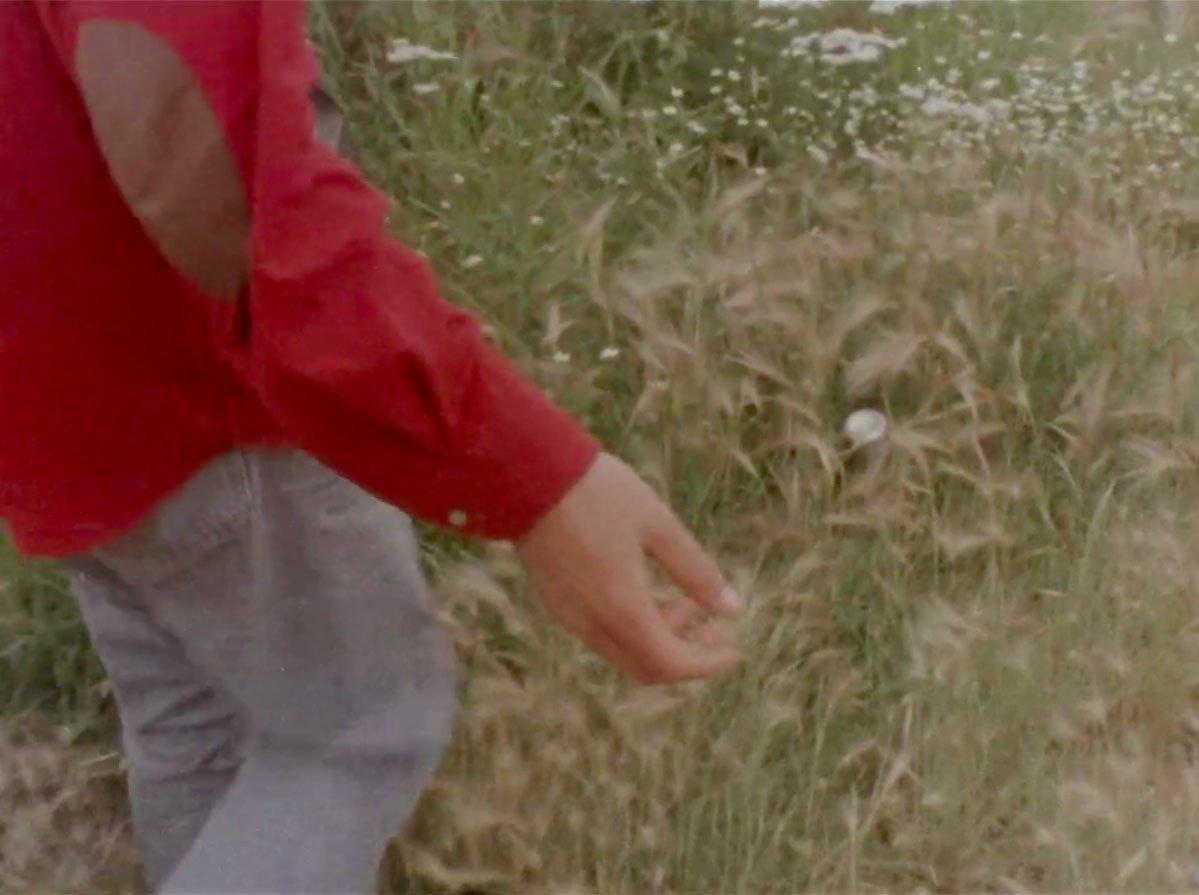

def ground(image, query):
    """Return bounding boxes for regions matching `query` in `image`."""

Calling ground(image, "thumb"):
[643,509,744,617]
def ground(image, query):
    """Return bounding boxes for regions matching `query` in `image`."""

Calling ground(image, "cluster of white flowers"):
[784,29,905,65]
[756,0,826,7]
[422,0,1198,269]
[869,0,943,14]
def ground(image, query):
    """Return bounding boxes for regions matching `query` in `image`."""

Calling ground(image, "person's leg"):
[87,450,457,894]
[65,559,247,890]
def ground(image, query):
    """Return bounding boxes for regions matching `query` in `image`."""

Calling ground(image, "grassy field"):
[7,1,1199,892]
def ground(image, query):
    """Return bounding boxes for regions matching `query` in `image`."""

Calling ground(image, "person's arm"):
[41,0,597,540]
[40,0,743,682]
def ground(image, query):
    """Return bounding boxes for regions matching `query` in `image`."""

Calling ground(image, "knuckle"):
[641,521,672,554]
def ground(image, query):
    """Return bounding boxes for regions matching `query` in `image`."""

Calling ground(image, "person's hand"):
[516,453,744,685]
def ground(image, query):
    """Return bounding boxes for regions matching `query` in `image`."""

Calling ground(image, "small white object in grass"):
[842,408,888,446]
[600,346,620,360]
[412,82,441,95]
[386,38,456,64]
[463,255,483,269]
[553,351,571,363]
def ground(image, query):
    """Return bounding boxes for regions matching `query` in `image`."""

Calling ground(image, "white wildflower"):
[412,82,441,95]
[463,255,484,269]
[600,347,620,360]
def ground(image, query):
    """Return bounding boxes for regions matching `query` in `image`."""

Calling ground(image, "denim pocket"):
[93,452,253,589]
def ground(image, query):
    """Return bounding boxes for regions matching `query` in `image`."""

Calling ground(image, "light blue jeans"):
[64,451,457,894]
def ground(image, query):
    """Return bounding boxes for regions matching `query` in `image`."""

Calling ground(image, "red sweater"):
[0,1,598,556]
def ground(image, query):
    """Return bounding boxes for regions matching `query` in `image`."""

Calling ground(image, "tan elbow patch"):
[75,19,250,300]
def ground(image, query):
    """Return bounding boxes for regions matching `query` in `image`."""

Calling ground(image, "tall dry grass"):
[0,720,136,894]
[396,144,1199,891]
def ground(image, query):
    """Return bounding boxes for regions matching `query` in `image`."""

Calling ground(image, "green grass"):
[10,1,1199,891]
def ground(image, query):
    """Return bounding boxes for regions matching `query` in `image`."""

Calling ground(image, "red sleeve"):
[39,0,600,541]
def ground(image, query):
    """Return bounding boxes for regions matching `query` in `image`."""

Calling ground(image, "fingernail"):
[717,586,745,615]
